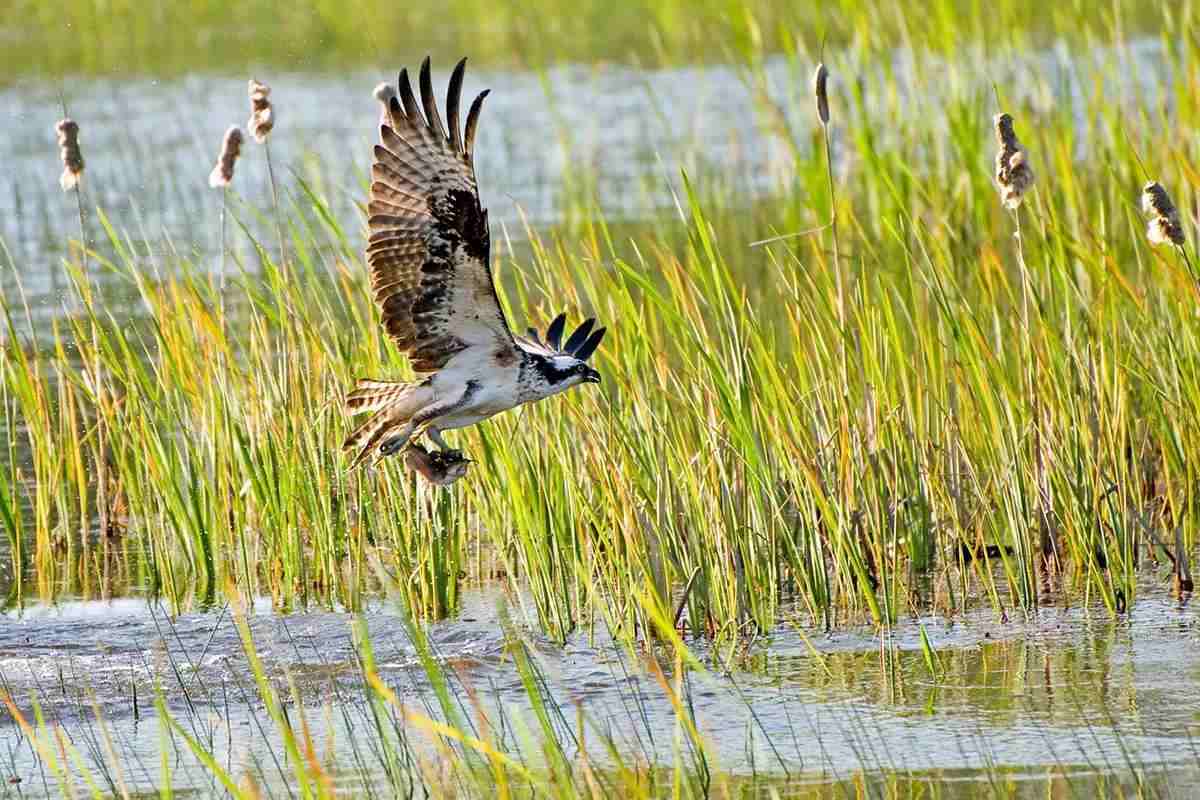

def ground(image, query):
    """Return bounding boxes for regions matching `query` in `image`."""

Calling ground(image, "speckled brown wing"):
[366,57,515,373]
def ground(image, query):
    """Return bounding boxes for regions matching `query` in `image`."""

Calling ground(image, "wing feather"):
[419,57,449,144]
[464,90,489,162]
[446,59,466,154]
[365,58,515,372]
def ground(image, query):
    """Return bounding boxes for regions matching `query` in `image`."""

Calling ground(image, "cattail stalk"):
[57,109,107,544]
[209,126,244,317]
[992,112,1037,387]
[248,79,287,276]
[994,110,1048,588]
[814,62,847,395]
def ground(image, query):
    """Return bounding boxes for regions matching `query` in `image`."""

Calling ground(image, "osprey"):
[343,57,606,472]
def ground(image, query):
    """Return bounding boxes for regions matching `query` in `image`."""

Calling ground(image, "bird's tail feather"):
[343,411,402,468]
[345,378,418,414]
[343,378,433,467]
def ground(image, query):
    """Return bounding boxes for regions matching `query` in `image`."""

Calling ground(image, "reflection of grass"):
[0,601,1191,797]
[0,0,1171,82]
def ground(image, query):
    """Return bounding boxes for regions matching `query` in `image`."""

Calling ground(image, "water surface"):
[1,584,1198,796]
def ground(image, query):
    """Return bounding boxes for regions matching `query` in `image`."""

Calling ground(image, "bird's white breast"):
[429,353,527,430]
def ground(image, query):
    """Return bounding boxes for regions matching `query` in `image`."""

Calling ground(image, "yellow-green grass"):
[2,5,1200,643]
[0,0,1184,82]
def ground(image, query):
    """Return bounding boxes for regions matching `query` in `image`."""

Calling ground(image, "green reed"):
[1,0,1177,83]
[1,2,1199,645]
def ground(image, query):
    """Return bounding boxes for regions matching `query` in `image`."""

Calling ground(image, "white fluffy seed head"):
[373,82,396,105]
[993,112,1034,209]
[247,79,275,142]
[1142,181,1185,247]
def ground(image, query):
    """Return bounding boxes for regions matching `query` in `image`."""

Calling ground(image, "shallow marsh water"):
[2,29,1200,797]
[0,35,1176,320]
[1,584,1199,796]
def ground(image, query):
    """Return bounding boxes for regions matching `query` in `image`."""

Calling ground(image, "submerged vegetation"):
[3,0,1200,795]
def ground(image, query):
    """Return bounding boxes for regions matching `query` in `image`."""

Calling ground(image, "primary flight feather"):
[343,57,606,475]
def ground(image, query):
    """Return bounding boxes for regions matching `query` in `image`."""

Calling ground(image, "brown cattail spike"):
[1142,181,1185,247]
[209,126,244,188]
[56,118,84,191]
[813,63,830,125]
[993,112,1034,210]
[247,79,275,143]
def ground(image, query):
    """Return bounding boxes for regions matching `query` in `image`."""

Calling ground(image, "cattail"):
[813,63,830,125]
[373,82,397,126]
[56,118,85,191]
[208,126,244,188]
[993,112,1035,210]
[247,79,275,143]
[1141,181,1185,247]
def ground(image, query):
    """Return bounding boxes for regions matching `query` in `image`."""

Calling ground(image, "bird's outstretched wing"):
[367,57,515,373]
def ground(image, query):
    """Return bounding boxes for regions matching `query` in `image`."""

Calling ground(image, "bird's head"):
[532,354,601,395]
[522,313,606,398]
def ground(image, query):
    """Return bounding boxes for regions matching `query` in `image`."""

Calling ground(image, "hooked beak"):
[584,366,602,384]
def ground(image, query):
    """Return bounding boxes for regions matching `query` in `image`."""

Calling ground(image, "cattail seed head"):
[373,82,396,106]
[208,126,244,188]
[813,63,830,125]
[374,82,397,126]
[993,112,1034,210]
[1141,181,1185,247]
[56,118,84,192]
[247,79,275,143]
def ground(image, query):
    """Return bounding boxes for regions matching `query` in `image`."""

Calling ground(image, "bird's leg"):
[379,423,415,456]
[427,428,453,452]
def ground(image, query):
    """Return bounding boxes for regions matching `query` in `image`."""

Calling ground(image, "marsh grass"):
[2,0,1178,83]
[3,4,1200,794]
[1,1,1199,646]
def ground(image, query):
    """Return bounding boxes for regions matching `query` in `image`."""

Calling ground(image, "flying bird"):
[343,57,606,473]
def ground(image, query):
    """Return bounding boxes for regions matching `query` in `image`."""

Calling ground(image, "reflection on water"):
[0,586,1197,795]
